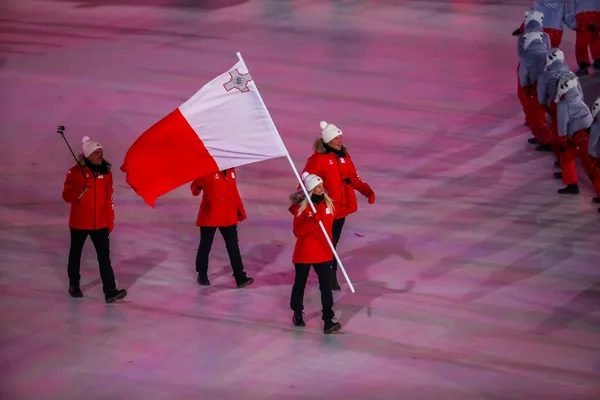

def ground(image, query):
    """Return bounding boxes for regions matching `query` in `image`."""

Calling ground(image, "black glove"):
[512,28,521,36]
[343,178,351,184]
[589,24,596,32]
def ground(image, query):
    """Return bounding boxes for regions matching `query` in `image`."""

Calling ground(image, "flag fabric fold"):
[120,59,288,207]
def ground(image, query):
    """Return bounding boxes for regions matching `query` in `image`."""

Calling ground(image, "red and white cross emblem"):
[223,69,253,93]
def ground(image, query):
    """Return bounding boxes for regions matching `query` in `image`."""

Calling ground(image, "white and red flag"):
[121,56,288,208]
[121,53,356,293]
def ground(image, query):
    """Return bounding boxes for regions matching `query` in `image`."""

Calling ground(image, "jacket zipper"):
[93,173,97,230]
[336,157,343,200]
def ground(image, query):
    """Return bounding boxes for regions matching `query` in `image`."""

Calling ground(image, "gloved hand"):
[191,185,202,196]
[82,176,94,189]
[311,211,322,223]
[588,24,596,32]
[77,178,93,199]
[343,178,351,184]
[368,190,376,204]
[512,28,521,36]
[237,209,247,222]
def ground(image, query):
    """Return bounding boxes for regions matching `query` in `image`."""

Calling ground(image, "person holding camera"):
[62,136,127,303]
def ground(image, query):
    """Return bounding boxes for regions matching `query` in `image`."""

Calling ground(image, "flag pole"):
[236,51,355,293]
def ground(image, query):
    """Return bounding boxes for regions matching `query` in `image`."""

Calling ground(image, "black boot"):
[553,172,562,179]
[592,197,600,204]
[330,268,341,291]
[105,289,127,303]
[69,286,83,298]
[324,318,341,334]
[558,184,580,195]
[292,312,305,327]
[593,60,600,70]
[576,62,590,77]
[527,137,539,145]
[535,143,552,152]
[236,277,254,288]
[197,274,210,286]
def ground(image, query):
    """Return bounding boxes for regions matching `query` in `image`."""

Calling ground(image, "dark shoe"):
[554,161,560,168]
[105,289,127,303]
[69,286,83,298]
[576,62,590,77]
[236,277,254,288]
[324,318,341,334]
[535,144,552,152]
[593,60,600,70]
[592,197,600,204]
[197,274,210,286]
[553,172,562,179]
[330,270,341,291]
[558,184,580,195]
[292,312,306,327]
[527,137,539,145]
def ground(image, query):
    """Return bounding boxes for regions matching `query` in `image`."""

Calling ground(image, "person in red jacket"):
[289,172,341,334]
[190,168,253,288]
[302,121,375,291]
[62,136,127,303]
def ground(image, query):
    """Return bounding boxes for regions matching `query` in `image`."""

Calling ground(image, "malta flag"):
[121,57,288,207]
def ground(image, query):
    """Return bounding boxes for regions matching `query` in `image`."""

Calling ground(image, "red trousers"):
[559,130,600,196]
[548,102,561,162]
[517,78,550,144]
[575,12,600,65]
[545,28,563,49]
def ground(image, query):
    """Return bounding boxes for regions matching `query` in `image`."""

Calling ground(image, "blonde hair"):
[297,190,335,217]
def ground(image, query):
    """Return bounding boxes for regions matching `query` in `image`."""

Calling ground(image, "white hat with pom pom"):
[302,171,323,192]
[82,136,103,158]
[320,120,342,144]
[524,10,544,27]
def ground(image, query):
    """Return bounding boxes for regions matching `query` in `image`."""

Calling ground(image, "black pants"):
[330,217,346,272]
[67,227,116,294]
[290,262,334,320]
[195,225,248,284]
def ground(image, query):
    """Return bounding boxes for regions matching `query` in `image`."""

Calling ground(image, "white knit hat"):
[320,120,342,144]
[592,97,600,119]
[523,32,543,50]
[524,10,544,27]
[555,73,578,103]
[82,136,103,158]
[545,48,564,68]
[302,171,323,192]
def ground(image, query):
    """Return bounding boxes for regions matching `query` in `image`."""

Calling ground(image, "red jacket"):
[302,138,372,219]
[62,160,114,231]
[289,191,335,264]
[191,168,246,227]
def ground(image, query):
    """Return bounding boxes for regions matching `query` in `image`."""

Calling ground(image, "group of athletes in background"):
[514,1,600,213]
